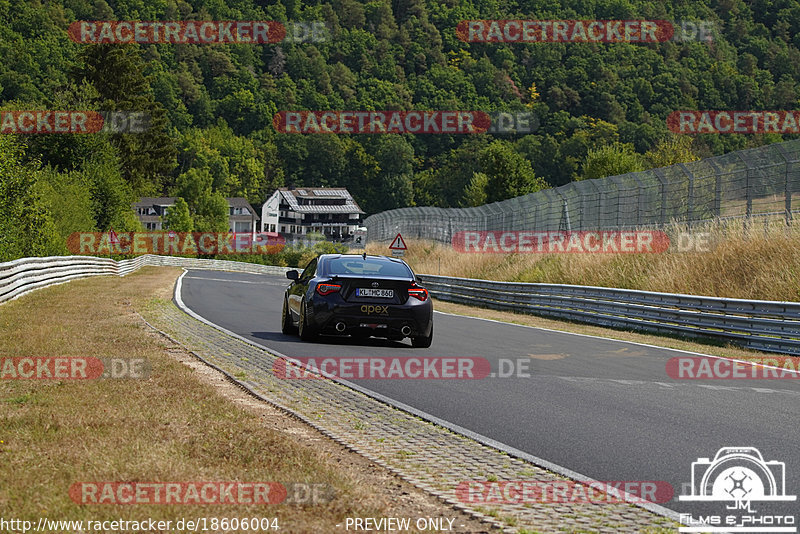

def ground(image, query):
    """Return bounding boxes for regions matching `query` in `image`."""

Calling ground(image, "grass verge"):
[0,267,490,533]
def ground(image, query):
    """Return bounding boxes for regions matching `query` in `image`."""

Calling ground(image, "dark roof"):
[277,187,364,214]
[227,197,260,220]
[133,197,177,208]
[227,197,254,208]
[133,197,260,220]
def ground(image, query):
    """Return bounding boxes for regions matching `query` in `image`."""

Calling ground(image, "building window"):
[281,226,286,233]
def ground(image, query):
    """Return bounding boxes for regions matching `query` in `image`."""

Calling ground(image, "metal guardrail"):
[418,274,800,355]
[0,255,291,305]
[4,254,798,355]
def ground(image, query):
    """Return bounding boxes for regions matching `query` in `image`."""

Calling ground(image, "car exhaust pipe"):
[401,325,412,337]
[335,322,346,332]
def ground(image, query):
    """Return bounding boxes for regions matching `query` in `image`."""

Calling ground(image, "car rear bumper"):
[308,299,433,338]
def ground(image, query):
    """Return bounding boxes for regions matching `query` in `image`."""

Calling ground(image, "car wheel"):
[411,325,433,348]
[298,300,318,342]
[281,297,297,335]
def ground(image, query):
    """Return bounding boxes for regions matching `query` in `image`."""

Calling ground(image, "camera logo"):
[679,447,796,533]
[680,447,794,502]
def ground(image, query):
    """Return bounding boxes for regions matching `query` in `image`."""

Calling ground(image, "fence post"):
[775,143,793,226]
[590,180,605,230]
[609,176,628,229]
[707,159,723,219]
[447,216,453,244]
[579,180,598,231]
[736,153,753,221]
[555,189,571,232]
[631,173,646,227]
[654,168,668,226]
[677,163,695,227]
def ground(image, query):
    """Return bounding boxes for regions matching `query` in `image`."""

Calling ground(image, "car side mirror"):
[286,270,299,280]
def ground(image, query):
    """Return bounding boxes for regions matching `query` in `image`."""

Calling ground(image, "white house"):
[133,197,260,234]
[261,187,364,240]
[226,197,260,234]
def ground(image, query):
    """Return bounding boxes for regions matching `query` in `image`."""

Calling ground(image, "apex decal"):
[361,305,389,315]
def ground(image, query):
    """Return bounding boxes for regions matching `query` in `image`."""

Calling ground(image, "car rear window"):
[327,257,412,277]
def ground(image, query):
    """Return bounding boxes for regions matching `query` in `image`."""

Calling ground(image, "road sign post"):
[389,233,407,257]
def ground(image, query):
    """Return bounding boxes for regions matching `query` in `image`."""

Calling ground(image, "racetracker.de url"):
[0,516,280,533]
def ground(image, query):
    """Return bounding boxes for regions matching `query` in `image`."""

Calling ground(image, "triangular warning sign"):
[388,233,407,250]
[108,227,119,245]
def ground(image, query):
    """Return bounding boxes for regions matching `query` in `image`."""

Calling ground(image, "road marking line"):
[550,375,800,395]
[434,310,800,376]
[184,275,282,285]
[527,353,568,360]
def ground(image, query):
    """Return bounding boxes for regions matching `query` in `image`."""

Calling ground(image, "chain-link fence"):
[364,139,800,243]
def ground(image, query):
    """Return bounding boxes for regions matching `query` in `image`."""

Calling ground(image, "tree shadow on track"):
[251,330,412,349]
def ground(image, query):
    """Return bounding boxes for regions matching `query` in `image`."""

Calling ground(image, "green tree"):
[580,143,646,181]
[174,168,228,232]
[365,136,415,212]
[478,141,547,203]
[0,137,62,261]
[163,197,193,232]
[194,193,229,233]
[462,172,489,207]
[74,44,177,196]
[178,123,283,206]
[35,166,96,240]
[644,136,700,168]
[82,150,140,232]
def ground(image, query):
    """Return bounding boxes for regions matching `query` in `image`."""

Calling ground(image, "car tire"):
[298,300,318,342]
[411,325,433,348]
[281,297,298,335]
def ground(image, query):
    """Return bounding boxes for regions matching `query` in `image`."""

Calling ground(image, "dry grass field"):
[368,220,800,302]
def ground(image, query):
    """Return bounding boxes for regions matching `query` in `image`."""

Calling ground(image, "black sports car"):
[281,254,434,348]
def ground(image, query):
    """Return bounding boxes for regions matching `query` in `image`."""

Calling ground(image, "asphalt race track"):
[179,269,800,519]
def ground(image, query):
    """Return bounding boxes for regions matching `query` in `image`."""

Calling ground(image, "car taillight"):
[316,283,341,296]
[408,286,428,302]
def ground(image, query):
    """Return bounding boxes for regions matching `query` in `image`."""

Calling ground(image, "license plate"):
[356,288,394,298]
